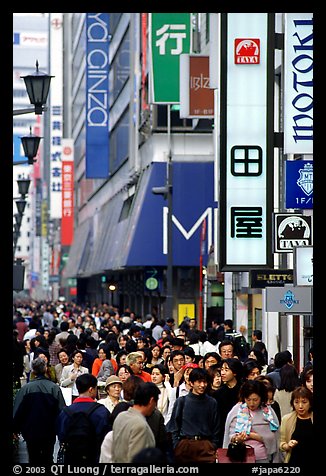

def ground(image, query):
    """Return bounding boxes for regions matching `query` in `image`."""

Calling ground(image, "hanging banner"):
[180,55,214,118]
[86,13,110,178]
[61,139,74,246]
[219,13,274,269]
[283,13,313,154]
[49,13,63,219]
[149,13,192,104]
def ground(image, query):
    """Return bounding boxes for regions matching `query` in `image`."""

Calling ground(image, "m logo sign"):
[234,39,260,64]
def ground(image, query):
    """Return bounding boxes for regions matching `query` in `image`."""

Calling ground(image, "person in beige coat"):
[111,382,160,463]
[60,350,89,401]
[279,386,313,464]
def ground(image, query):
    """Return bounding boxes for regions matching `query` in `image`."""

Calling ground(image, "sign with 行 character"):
[218,13,274,269]
[149,13,192,104]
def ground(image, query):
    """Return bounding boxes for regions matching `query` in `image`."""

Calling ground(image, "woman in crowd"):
[60,349,89,401]
[54,349,70,383]
[98,375,123,412]
[223,379,281,463]
[279,386,313,464]
[274,363,301,418]
[242,358,262,380]
[248,348,268,375]
[206,364,222,394]
[150,364,172,424]
[91,345,109,377]
[256,374,282,424]
[145,344,164,370]
[301,368,313,394]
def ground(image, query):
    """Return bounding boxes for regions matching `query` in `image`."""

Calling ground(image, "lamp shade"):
[17,178,31,198]
[20,128,42,164]
[15,199,27,216]
[14,213,23,227]
[20,60,54,114]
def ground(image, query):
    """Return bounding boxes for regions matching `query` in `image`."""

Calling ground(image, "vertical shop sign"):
[61,139,74,246]
[49,13,63,218]
[284,14,313,154]
[150,13,192,103]
[86,13,110,178]
[219,13,274,269]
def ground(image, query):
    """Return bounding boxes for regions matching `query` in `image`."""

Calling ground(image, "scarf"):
[235,402,279,434]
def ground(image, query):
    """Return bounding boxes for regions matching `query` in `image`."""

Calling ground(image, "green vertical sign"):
[150,13,192,104]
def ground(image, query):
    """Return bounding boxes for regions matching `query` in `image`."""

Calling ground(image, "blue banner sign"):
[86,13,110,178]
[285,160,313,209]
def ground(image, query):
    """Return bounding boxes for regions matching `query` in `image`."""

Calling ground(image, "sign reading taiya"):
[284,14,313,154]
[86,13,110,178]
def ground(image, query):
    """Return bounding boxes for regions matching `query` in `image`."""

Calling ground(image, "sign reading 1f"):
[150,13,192,104]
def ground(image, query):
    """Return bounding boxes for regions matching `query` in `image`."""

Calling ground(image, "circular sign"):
[145,277,158,291]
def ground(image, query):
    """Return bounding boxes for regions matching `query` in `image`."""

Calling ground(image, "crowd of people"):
[12,300,313,465]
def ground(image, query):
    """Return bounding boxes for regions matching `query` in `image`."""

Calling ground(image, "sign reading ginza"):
[219,13,274,269]
[149,13,192,104]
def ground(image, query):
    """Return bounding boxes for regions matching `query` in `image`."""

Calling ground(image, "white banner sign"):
[283,13,313,154]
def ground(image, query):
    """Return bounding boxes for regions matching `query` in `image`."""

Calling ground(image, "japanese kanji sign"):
[218,13,274,269]
[150,13,192,104]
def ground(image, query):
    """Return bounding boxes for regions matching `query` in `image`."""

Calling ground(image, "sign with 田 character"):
[218,13,274,269]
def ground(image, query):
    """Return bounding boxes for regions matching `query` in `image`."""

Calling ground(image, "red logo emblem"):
[235,39,260,64]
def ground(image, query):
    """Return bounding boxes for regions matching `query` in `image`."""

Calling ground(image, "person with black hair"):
[274,363,301,418]
[252,329,268,364]
[211,357,244,447]
[223,379,281,463]
[169,367,220,463]
[266,351,293,390]
[111,382,160,463]
[56,373,111,463]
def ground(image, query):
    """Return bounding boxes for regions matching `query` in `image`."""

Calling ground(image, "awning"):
[61,219,91,278]
[73,161,215,276]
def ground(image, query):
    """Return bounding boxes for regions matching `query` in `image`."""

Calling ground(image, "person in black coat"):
[13,357,66,464]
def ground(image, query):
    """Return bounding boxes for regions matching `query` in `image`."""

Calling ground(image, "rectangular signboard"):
[265,285,312,313]
[180,55,214,118]
[274,213,312,252]
[219,13,274,269]
[250,269,293,288]
[294,245,313,286]
[285,159,313,209]
[150,13,192,104]
[283,14,313,154]
[86,13,110,178]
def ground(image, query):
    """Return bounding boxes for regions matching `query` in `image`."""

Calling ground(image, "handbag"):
[216,443,255,463]
[56,443,66,464]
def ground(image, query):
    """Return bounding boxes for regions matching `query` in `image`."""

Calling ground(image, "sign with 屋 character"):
[149,13,192,103]
[219,13,274,269]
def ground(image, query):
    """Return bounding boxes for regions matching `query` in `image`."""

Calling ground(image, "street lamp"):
[20,128,42,165]
[17,177,31,198]
[15,198,27,216]
[13,60,54,116]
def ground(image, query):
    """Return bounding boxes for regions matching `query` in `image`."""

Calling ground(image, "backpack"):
[61,403,100,463]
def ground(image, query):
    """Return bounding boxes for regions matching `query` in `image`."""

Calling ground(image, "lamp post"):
[13,60,53,116]
[152,104,173,320]
[13,61,53,293]
[19,128,43,165]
